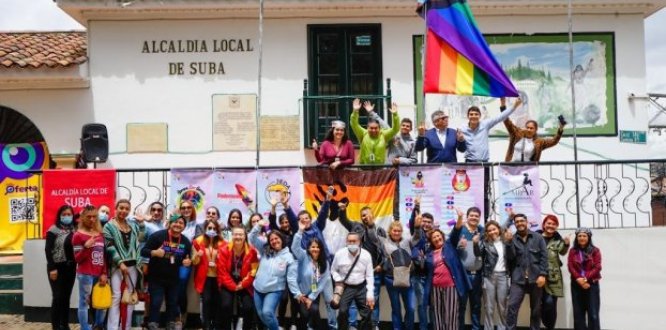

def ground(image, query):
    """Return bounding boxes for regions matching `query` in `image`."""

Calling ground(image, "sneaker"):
[290,326,298,330]
[235,318,243,330]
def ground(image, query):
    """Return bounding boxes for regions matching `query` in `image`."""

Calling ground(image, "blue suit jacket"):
[415,128,466,163]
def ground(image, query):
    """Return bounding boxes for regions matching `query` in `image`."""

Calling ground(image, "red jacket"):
[192,236,227,294]
[217,242,258,296]
[567,246,602,283]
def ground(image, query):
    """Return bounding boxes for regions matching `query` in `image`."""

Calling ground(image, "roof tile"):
[0,32,87,69]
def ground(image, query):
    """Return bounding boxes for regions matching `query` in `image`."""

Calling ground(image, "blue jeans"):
[77,274,107,330]
[322,276,338,329]
[177,266,191,316]
[254,290,283,330]
[385,276,415,330]
[349,273,382,327]
[412,275,429,330]
[459,271,482,330]
[149,280,180,323]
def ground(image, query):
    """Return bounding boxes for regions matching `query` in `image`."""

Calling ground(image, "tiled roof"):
[0,32,87,69]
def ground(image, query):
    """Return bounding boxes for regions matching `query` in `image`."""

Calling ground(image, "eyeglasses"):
[206,227,216,231]
[207,212,218,216]
[151,208,163,212]
[180,206,193,210]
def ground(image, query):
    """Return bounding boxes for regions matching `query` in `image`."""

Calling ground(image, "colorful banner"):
[440,165,485,232]
[398,166,442,225]
[212,170,257,224]
[498,165,541,229]
[303,168,397,254]
[0,142,49,252]
[169,170,213,224]
[42,169,116,237]
[257,168,302,218]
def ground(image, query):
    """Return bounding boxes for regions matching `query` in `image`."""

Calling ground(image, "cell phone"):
[558,115,567,126]
[328,186,335,194]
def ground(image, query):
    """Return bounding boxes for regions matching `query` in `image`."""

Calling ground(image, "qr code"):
[10,198,36,223]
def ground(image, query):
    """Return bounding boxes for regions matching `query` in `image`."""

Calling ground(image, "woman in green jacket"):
[537,215,570,330]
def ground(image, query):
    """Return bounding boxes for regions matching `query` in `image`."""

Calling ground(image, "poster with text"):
[398,166,442,226]
[212,169,257,225]
[498,165,542,230]
[43,169,115,237]
[0,142,49,252]
[441,165,485,232]
[169,170,213,224]
[257,168,302,218]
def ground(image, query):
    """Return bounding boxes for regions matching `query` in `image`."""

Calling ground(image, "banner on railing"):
[0,143,49,253]
[497,165,542,229]
[42,169,115,238]
[303,168,397,254]
[399,166,442,225]
[441,165,486,230]
[257,168,303,219]
[212,169,257,224]
[170,170,213,224]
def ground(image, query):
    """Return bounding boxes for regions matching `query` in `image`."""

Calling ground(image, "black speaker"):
[81,123,108,163]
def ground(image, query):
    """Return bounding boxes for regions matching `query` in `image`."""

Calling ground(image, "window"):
[305,24,384,146]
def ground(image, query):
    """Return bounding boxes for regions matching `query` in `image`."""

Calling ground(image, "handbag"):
[387,247,411,288]
[330,253,360,310]
[91,281,112,309]
[121,275,139,305]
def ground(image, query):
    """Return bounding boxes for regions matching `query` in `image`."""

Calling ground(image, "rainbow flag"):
[422,0,518,97]
[302,168,397,228]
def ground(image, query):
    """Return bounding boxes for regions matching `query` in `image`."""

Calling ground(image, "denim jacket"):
[249,226,299,295]
[506,230,548,285]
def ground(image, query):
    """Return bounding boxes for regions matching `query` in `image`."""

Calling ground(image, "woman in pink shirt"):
[312,120,355,169]
[72,205,108,330]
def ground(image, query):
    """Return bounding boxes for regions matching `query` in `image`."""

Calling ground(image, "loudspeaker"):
[81,123,108,163]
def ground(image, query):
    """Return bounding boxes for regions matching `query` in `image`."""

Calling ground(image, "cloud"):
[0,0,83,31]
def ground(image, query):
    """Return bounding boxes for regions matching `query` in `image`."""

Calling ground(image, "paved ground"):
[0,314,80,330]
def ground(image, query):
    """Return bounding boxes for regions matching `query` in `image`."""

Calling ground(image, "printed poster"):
[212,169,257,225]
[0,143,49,252]
[441,165,485,233]
[398,165,442,226]
[257,168,302,218]
[498,165,542,229]
[169,169,213,224]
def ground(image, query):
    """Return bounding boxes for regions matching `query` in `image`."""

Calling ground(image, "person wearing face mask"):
[249,219,300,330]
[98,204,111,227]
[536,215,570,330]
[502,98,565,162]
[45,204,77,330]
[141,215,192,330]
[350,98,400,165]
[336,204,387,330]
[472,220,513,330]
[291,222,331,329]
[331,232,375,330]
[192,219,226,330]
[217,227,259,330]
[456,207,484,330]
[567,228,602,330]
[103,199,146,330]
[505,213,548,330]
[425,208,468,330]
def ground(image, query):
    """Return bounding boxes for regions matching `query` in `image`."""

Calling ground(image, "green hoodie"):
[350,111,400,165]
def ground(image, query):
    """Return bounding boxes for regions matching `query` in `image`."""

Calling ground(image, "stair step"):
[0,275,22,290]
[0,290,23,314]
[0,263,22,276]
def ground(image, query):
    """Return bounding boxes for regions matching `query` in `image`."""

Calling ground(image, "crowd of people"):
[43,99,594,330]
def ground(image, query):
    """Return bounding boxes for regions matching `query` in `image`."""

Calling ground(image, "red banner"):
[42,169,116,237]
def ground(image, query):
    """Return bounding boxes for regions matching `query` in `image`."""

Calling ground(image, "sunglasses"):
[180,206,193,210]
[207,211,218,216]
[151,208,163,212]
[206,227,216,231]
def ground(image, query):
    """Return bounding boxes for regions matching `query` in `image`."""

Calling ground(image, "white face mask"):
[347,244,359,254]
[98,212,109,223]
[205,230,218,238]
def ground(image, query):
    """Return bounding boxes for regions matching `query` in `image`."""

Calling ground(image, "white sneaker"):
[290,326,298,330]
[235,318,243,330]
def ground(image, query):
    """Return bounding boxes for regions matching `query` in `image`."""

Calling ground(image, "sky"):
[0,0,665,93]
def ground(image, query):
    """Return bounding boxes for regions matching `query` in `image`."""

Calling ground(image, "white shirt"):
[512,138,535,162]
[331,247,374,299]
[493,239,506,272]
[436,128,447,148]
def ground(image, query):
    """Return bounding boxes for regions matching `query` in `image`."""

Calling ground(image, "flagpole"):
[567,0,581,227]
[420,1,428,164]
[256,0,264,167]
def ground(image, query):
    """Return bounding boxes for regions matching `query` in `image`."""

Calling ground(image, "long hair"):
[79,205,102,234]
[265,230,286,255]
[55,204,75,228]
[483,220,503,242]
[246,212,264,232]
[307,237,328,273]
[227,208,243,228]
[179,200,197,222]
[324,126,349,143]
[202,219,221,246]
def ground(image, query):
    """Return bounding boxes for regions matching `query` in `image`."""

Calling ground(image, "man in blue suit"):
[415,110,466,162]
